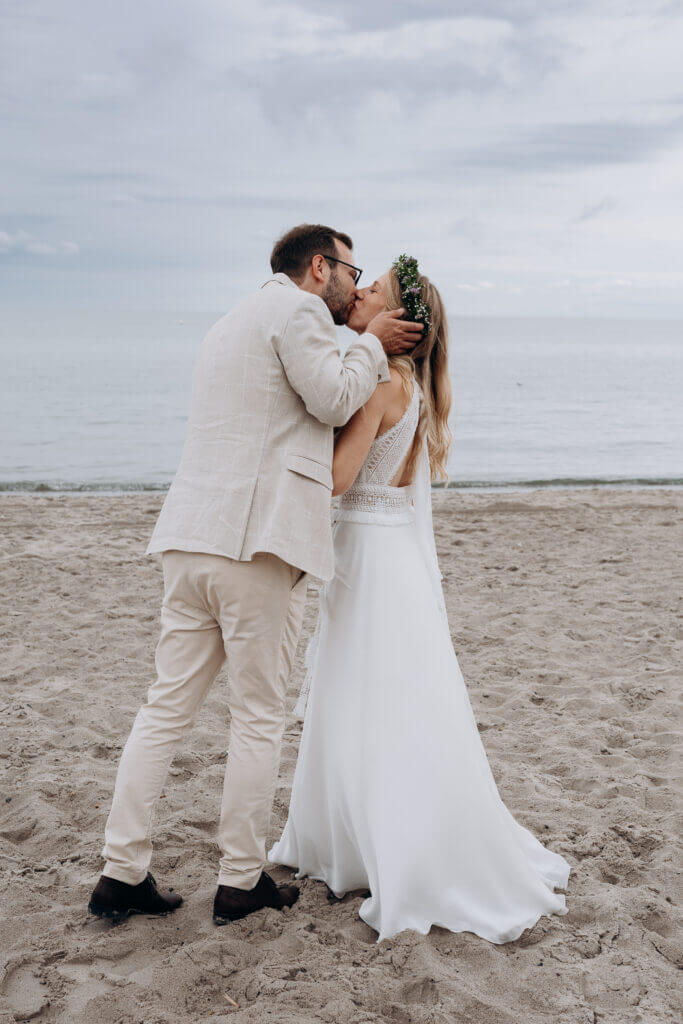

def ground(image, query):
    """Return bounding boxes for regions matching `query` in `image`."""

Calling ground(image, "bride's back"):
[352,375,420,490]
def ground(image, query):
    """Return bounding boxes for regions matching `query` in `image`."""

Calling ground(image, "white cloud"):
[455,280,496,291]
[0,0,681,314]
[0,230,80,257]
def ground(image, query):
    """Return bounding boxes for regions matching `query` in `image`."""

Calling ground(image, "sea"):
[1,311,681,492]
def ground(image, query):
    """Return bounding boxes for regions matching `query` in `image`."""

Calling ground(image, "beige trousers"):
[101,549,308,889]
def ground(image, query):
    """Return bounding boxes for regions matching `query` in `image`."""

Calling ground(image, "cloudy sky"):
[1,0,682,317]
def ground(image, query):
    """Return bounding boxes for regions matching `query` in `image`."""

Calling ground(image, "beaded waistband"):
[332,483,415,525]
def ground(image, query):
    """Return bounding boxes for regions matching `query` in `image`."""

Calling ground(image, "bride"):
[268,256,571,944]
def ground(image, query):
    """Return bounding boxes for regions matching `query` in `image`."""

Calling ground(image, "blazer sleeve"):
[276,296,391,428]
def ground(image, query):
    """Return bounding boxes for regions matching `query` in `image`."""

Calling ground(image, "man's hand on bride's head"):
[366,308,424,355]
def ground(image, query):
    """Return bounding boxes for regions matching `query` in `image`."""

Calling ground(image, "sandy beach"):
[0,488,680,1024]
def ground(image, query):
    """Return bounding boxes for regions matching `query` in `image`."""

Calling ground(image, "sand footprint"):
[0,959,51,1022]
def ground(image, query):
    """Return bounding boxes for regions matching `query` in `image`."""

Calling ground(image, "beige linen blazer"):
[146,273,390,580]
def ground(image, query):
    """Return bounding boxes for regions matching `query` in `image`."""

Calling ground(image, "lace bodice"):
[334,378,421,525]
[355,380,421,486]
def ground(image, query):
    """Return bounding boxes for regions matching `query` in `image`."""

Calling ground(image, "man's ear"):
[310,254,326,283]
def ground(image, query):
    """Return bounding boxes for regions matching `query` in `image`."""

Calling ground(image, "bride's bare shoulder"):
[377,367,413,431]
[387,364,410,389]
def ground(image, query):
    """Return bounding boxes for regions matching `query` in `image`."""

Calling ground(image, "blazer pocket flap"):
[286,453,333,490]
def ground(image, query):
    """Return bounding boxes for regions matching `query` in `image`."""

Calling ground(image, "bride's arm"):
[332,371,405,495]
[332,387,386,496]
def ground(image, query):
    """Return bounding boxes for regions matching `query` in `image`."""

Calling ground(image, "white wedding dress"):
[268,375,571,944]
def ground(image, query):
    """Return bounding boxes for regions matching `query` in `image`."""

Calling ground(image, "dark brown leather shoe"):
[88,871,183,921]
[213,871,299,925]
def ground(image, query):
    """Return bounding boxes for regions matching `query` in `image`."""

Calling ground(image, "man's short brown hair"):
[270,223,353,282]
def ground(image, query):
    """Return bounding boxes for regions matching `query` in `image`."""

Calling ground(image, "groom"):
[89,224,423,924]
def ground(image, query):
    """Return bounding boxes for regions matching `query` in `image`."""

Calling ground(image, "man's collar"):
[261,272,300,290]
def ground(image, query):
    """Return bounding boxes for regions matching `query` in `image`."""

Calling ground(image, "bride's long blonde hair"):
[384,267,452,484]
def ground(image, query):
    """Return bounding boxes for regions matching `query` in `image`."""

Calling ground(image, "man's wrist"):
[360,330,386,356]
[360,331,390,382]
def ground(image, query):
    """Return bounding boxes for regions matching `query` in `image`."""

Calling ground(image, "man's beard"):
[321,270,352,325]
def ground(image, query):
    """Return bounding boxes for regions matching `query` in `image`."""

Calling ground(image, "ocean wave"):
[436,476,683,490]
[1,476,682,494]
[0,481,169,493]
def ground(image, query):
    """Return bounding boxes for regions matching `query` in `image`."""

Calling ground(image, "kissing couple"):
[89,223,570,943]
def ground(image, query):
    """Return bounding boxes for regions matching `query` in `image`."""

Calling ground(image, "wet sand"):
[0,489,680,1023]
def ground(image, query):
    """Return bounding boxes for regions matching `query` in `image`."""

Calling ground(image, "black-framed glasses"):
[320,254,363,285]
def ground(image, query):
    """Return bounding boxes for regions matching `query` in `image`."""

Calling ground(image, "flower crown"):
[392,253,431,334]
